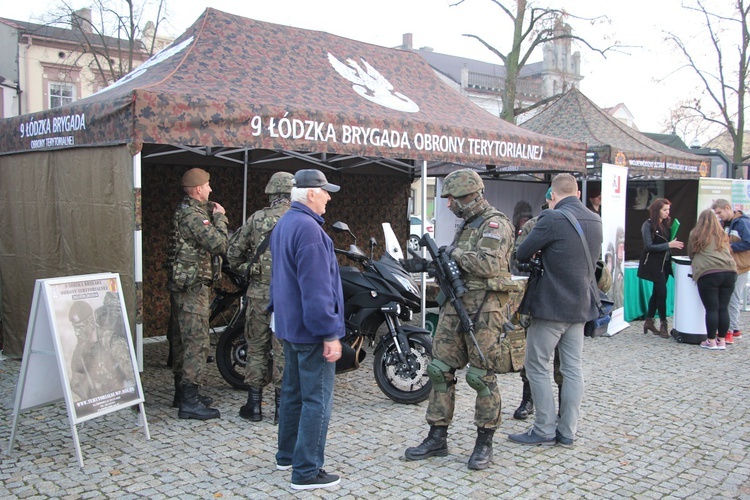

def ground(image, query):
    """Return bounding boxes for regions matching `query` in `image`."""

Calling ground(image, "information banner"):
[602,163,629,336]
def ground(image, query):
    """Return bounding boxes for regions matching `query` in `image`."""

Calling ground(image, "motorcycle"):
[212,222,434,405]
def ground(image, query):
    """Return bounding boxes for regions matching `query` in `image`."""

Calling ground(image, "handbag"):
[558,209,614,338]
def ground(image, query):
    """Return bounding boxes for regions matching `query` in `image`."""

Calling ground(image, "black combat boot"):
[273,388,281,425]
[178,384,220,420]
[172,374,213,408]
[513,381,534,420]
[404,426,448,460]
[468,427,494,470]
[239,387,263,421]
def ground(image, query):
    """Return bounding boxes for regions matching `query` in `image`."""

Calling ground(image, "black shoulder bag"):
[558,209,614,338]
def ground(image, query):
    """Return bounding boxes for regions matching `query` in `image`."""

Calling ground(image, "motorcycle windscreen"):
[382,223,404,261]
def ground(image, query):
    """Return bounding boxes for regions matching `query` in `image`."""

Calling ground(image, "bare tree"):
[661,98,717,147]
[665,0,750,171]
[451,0,618,123]
[45,0,169,88]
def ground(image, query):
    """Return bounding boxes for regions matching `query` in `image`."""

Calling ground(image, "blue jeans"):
[276,340,335,483]
[525,318,585,440]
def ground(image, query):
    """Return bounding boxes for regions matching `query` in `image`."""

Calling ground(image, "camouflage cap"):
[182,168,210,187]
[69,301,93,323]
[265,172,294,194]
[441,169,484,198]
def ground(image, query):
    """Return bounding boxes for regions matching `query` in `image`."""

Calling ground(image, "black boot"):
[239,387,263,421]
[178,384,220,420]
[404,426,448,460]
[468,428,494,470]
[273,388,281,425]
[172,374,213,408]
[513,381,534,420]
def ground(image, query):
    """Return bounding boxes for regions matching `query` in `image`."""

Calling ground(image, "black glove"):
[439,245,457,258]
[401,257,428,273]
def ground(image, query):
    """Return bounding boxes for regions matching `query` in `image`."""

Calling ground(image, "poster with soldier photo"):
[48,275,142,421]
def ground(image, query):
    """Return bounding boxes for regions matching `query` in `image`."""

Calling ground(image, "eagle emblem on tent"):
[327,53,419,113]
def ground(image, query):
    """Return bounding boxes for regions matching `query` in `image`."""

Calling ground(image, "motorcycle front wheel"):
[373,332,433,404]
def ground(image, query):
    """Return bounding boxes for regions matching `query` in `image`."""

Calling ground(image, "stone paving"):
[1,317,749,499]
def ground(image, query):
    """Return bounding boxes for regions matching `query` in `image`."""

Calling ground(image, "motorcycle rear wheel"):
[216,320,250,390]
[373,332,433,404]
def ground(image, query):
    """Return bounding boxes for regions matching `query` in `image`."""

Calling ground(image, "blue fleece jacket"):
[268,202,344,344]
[727,212,750,253]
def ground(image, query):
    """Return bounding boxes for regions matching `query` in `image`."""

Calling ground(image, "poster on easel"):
[601,163,629,336]
[8,273,149,468]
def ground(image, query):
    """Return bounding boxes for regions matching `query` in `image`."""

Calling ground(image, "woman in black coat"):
[638,198,684,337]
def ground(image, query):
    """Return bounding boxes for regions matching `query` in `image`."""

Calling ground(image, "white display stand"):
[6,273,149,468]
[671,257,708,343]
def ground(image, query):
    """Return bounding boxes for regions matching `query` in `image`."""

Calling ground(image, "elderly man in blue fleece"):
[268,169,344,491]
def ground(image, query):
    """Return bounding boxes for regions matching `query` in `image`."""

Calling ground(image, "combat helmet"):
[265,172,294,194]
[441,169,484,198]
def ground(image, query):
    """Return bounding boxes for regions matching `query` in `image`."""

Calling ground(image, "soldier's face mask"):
[448,192,481,219]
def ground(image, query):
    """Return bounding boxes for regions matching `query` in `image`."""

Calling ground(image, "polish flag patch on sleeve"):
[203,219,210,225]
[488,222,499,228]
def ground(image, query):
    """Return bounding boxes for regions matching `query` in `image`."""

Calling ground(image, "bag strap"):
[557,208,604,311]
[242,229,273,281]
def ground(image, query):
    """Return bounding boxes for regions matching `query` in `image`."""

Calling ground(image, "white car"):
[408,215,434,253]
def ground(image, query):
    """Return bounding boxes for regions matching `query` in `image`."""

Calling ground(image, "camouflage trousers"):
[171,284,210,386]
[244,294,285,390]
[426,309,504,430]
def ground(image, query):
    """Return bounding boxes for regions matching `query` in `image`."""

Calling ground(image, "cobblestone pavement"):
[1,317,749,499]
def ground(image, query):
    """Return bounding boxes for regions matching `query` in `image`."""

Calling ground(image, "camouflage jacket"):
[449,202,514,313]
[227,199,290,291]
[168,196,228,291]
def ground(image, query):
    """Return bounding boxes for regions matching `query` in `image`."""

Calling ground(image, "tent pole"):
[420,160,427,329]
[242,150,249,223]
[133,152,144,371]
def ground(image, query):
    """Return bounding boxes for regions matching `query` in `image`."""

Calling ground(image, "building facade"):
[0,9,172,118]
[398,21,583,122]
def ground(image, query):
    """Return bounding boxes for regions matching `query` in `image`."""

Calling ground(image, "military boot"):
[239,387,263,421]
[178,384,220,420]
[513,381,534,420]
[172,374,213,408]
[404,426,448,460]
[273,388,281,425]
[468,427,494,470]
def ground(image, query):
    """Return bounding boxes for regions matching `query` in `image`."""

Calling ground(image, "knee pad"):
[426,358,454,393]
[466,366,493,397]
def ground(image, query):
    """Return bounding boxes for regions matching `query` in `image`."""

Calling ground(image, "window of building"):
[49,82,75,108]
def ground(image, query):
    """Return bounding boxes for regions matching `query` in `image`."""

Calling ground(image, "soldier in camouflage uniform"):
[167,167,228,420]
[403,169,515,471]
[227,171,292,424]
[68,300,134,402]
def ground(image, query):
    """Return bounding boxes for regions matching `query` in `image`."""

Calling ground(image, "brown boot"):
[643,318,659,335]
[659,320,670,338]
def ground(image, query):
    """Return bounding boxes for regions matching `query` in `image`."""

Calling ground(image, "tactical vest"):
[247,203,288,285]
[167,200,214,291]
[455,208,519,292]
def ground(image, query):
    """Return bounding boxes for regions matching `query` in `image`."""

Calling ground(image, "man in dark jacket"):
[269,169,344,491]
[508,173,602,447]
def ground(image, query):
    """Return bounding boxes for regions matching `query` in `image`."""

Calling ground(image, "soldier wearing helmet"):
[404,168,515,471]
[168,167,228,420]
[227,171,293,423]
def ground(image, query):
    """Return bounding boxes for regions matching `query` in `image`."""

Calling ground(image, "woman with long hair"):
[688,209,737,349]
[637,198,684,337]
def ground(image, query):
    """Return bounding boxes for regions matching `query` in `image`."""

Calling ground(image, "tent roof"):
[0,8,585,175]
[521,88,708,179]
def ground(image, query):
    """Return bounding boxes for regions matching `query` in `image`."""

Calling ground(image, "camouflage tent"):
[0,9,585,357]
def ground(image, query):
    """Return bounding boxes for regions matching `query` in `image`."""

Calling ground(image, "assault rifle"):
[418,234,486,365]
